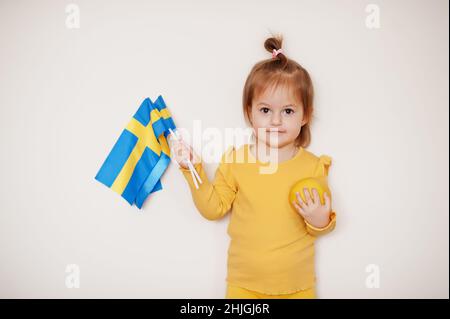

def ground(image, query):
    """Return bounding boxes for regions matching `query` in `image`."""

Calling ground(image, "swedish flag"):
[95,95,175,209]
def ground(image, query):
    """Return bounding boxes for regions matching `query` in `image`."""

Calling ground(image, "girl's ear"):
[301,118,308,126]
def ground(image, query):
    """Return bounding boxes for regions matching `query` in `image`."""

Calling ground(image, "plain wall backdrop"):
[0,0,448,298]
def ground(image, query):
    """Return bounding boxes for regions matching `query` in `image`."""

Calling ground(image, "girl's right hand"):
[168,136,202,170]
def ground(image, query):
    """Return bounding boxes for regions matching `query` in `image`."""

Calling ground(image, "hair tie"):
[272,48,283,58]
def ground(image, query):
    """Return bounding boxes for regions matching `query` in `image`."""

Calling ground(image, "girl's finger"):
[324,192,331,211]
[303,188,313,205]
[180,139,192,152]
[180,140,198,163]
[173,143,191,164]
[292,201,307,217]
[175,144,186,157]
[296,192,306,207]
[172,141,184,153]
[312,188,320,205]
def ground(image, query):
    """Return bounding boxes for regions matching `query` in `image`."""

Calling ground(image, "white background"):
[0,0,448,298]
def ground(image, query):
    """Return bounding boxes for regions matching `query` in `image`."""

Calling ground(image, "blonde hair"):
[242,34,315,148]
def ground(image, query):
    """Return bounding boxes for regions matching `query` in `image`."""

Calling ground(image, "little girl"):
[170,35,337,299]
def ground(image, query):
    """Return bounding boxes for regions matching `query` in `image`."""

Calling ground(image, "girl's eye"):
[259,107,294,115]
[284,108,295,115]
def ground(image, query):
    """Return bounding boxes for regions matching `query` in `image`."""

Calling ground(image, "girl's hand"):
[168,135,202,170]
[292,188,332,228]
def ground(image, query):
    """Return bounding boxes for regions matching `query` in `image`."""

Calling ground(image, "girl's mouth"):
[266,128,286,133]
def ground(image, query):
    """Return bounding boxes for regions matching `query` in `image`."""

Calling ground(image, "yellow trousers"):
[226,284,316,299]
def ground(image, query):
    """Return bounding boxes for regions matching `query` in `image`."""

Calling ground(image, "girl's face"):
[250,85,306,148]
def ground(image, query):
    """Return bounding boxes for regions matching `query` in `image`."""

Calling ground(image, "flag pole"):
[169,128,202,189]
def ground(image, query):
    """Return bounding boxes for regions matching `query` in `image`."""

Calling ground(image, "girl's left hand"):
[292,188,332,228]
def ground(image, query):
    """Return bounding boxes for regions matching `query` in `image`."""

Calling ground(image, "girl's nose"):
[270,113,282,125]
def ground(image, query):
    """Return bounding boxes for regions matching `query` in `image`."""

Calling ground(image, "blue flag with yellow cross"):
[95,95,175,209]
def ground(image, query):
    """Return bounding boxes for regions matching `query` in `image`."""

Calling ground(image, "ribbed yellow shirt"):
[179,143,337,295]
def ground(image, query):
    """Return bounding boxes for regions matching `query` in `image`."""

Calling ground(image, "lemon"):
[289,177,331,208]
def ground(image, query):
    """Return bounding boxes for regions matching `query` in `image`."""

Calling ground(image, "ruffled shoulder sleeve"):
[313,154,332,177]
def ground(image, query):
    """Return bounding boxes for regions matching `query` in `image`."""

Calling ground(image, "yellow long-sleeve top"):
[179,143,337,295]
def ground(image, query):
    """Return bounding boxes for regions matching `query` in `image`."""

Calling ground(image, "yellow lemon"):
[289,177,332,208]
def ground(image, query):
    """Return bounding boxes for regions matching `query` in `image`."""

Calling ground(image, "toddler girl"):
[170,35,336,299]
